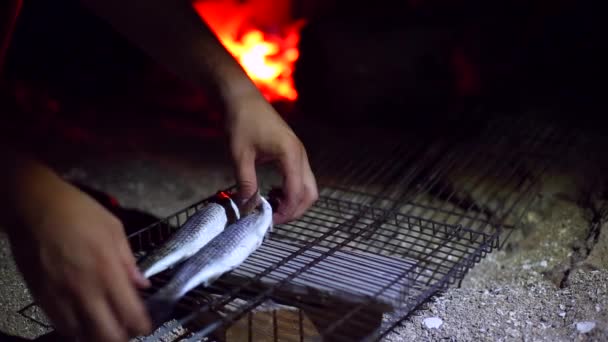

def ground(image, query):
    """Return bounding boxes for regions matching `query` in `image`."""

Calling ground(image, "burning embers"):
[193,0,304,103]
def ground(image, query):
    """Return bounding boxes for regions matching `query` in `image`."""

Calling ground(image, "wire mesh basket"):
[119,185,500,341]
[18,113,592,341]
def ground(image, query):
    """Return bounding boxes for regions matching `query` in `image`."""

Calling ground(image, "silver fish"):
[138,192,240,279]
[145,193,273,326]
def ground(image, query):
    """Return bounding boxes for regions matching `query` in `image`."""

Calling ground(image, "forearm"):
[0,147,64,232]
[79,0,261,117]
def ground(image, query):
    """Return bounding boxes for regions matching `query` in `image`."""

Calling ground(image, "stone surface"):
[585,222,608,271]
[0,233,52,339]
[382,190,608,341]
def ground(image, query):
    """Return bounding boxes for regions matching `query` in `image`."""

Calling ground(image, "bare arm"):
[1,2,316,339]
[79,0,258,117]
[80,0,318,223]
[0,124,48,230]
[0,132,152,342]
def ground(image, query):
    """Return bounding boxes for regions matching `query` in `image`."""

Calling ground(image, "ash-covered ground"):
[383,194,608,341]
[1,119,607,341]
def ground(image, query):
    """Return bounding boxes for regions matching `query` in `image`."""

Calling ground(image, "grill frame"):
[17,113,592,341]
[120,189,501,342]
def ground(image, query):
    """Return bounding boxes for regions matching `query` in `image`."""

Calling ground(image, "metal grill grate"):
[18,114,588,341]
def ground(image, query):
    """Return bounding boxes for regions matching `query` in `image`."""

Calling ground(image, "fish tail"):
[145,291,177,329]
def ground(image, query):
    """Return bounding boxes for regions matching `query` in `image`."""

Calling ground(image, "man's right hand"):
[5,165,152,341]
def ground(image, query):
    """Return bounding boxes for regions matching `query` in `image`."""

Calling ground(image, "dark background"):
[0,2,607,340]
[1,0,606,138]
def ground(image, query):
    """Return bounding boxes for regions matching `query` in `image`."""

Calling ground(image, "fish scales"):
[159,197,271,299]
[145,195,272,327]
[139,197,239,278]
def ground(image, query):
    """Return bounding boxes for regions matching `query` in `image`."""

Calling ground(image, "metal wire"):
[18,114,587,341]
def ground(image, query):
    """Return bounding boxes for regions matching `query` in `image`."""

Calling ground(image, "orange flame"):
[193,0,304,103]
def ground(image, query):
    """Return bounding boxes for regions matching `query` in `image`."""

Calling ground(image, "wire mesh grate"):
[118,190,498,342]
[18,114,590,341]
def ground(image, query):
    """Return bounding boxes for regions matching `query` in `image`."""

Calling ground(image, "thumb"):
[235,150,258,205]
[112,226,150,289]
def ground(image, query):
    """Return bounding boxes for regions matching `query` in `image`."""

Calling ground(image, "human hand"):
[225,93,318,224]
[7,175,152,341]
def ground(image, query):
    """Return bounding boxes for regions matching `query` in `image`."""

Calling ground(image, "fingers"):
[105,228,153,336]
[113,227,150,289]
[273,144,319,224]
[290,149,319,220]
[128,261,152,289]
[39,285,132,342]
[104,252,153,338]
[274,146,304,224]
[231,130,318,224]
[75,291,129,342]
[37,293,80,339]
[234,148,258,205]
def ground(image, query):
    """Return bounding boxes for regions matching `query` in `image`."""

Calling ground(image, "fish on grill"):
[145,191,273,327]
[137,191,240,278]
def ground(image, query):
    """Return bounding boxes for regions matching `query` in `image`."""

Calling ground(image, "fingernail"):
[140,276,151,287]
[235,192,249,206]
[134,269,151,287]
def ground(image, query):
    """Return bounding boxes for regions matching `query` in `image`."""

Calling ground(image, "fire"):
[193,0,304,103]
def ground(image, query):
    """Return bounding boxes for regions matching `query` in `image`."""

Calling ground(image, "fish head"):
[212,191,241,223]
[258,196,274,236]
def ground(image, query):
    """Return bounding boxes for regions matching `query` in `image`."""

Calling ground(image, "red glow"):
[192,0,304,103]
[451,47,480,97]
[218,191,231,199]
[109,196,120,207]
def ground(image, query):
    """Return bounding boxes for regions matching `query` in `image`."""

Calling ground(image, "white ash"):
[383,264,608,341]
[576,321,596,334]
[423,317,443,330]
